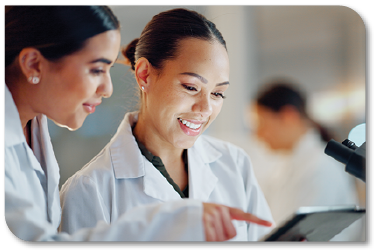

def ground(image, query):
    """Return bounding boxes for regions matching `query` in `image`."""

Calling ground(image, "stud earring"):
[141,86,145,91]
[28,76,40,84]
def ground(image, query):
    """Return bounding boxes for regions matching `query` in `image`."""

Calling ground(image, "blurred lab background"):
[49,6,366,231]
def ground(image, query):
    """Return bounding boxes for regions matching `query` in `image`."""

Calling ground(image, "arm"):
[6,174,271,241]
[5,149,271,241]
[5,147,204,241]
[58,174,204,241]
[6,182,204,241]
[58,174,272,241]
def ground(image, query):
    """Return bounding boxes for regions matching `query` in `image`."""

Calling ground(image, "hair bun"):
[121,38,139,70]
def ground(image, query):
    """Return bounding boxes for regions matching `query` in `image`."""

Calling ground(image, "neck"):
[6,67,39,133]
[285,121,309,150]
[133,112,184,165]
[7,83,38,129]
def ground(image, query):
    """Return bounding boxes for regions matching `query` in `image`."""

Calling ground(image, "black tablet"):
[261,205,365,241]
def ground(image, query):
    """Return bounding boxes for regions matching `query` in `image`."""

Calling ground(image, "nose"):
[97,74,113,98]
[192,93,213,118]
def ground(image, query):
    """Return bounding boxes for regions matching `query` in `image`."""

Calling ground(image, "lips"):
[178,118,205,136]
[83,102,101,114]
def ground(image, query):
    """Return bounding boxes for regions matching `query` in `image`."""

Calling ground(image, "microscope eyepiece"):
[324,139,365,182]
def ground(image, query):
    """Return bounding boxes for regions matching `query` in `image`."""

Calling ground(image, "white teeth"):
[179,118,201,130]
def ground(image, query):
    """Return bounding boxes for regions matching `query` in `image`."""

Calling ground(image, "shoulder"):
[195,135,251,173]
[198,134,249,159]
[61,145,114,194]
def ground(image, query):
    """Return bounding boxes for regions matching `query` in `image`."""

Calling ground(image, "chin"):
[174,137,198,149]
[52,118,85,131]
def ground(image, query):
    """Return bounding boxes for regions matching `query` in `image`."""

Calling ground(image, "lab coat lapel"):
[110,112,181,202]
[31,115,61,228]
[5,86,60,227]
[110,113,145,179]
[4,86,44,175]
[188,136,221,201]
[143,159,182,201]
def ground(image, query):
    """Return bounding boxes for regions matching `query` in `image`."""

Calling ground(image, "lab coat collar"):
[110,112,222,177]
[4,86,44,173]
[187,136,222,201]
[109,112,182,201]
[110,112,146,179]
[109,112,222,201]
[30,114,62,226]
[191,135,223,164]
[5,85,61,226]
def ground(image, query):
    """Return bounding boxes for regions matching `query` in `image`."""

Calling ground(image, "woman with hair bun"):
[60,8,274,241]
[5,6,268,242]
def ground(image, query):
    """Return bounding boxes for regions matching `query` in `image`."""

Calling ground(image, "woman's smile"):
[178,118,205,136]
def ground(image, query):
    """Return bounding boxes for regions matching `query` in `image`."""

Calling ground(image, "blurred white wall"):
[48,6,366,188]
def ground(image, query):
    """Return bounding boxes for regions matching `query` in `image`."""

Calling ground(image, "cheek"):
[67,75,97,101]
[50,68,88,96]
[162,91,190,113]
[212,99,223,114]
[206,100,223,124]
[256,119,273,139]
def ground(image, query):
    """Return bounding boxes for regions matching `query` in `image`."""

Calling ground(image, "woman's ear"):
[18,48,43,84]
[134,57,151,92]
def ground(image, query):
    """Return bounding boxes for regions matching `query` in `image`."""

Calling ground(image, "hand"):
[202,202,272,242]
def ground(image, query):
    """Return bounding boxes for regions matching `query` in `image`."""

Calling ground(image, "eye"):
[212,92,226,99]
[90,68,105,76]
[182,84,197,92]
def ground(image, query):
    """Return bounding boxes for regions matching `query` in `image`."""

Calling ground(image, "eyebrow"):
[179,72,230,86]
[89,58,113,64]
[180,72,208,84]
[217,81,230,86]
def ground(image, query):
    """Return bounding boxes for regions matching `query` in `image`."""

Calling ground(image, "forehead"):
[256,105,279,119]
[65,30,121,61]
[175,38,227,62]
[162,38,229,78]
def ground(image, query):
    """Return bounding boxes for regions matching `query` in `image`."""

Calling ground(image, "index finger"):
[228,207,272,227]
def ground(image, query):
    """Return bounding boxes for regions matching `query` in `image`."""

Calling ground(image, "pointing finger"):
[228,207,272,227]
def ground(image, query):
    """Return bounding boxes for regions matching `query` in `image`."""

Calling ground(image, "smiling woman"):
[59,8,274,242]
[134,37,230,148]
[39,30,120,130]
[5,6,121,132]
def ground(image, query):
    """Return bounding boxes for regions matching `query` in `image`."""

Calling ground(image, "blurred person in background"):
[248,79,364,241]
[59,8,273,241]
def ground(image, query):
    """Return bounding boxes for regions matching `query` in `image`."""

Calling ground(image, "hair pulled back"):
[122,8,227,71]
[5,6,120,67]
[256,80,333,143]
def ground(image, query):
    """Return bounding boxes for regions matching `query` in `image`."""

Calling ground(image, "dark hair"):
[256,81,333,143]
[122,8,226,71]
[5,6,120,67]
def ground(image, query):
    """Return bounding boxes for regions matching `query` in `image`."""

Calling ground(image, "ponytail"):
[121,38,139,71]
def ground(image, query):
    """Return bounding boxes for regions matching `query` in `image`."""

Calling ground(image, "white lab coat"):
[59,112,274,241]
[4,86,204,241]
[247,130,364,241]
